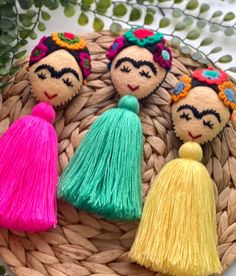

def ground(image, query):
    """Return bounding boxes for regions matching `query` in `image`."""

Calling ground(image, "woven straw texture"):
[1,30,236,276]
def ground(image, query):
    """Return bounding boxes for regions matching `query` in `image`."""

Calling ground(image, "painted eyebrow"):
[114,57,157,75]
[34,64,80,81]
[177,104,221,123]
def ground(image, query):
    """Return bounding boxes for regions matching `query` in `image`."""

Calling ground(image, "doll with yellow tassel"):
[130,67,236,276]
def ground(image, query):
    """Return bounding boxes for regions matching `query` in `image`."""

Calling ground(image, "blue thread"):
[225,88,236,103]
[161,50,170,61]
[174,82,185,95]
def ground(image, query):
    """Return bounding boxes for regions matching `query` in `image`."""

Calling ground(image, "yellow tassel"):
[129,142,222,276]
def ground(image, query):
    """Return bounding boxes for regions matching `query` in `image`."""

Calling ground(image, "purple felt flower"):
[106,36,125,60]
[79,52,91,78]
[29,36,48,64]
[153,43,172,70]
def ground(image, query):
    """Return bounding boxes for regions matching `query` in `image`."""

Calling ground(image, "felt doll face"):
[110,45,167,99]
[172,86,230,144]
[28,49,83,107]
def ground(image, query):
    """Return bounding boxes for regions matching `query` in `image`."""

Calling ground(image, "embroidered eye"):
[63,78,73,87]
[120,65,131,73]
[180,112,191,121]
[203,120,214,129]
[139,69,151,79]
[37,72,46,80]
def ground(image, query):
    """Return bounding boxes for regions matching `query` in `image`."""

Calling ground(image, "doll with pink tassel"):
[0,32,91,232]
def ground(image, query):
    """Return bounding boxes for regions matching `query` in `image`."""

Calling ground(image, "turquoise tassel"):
[58,95,143,220]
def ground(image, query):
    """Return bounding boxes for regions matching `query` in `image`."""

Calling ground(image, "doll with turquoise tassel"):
[58,27,172,221]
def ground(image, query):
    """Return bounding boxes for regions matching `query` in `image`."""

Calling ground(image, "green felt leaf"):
[64,4,76,17]
[18,0,33,9]
[224,28,235,36]
[184,16,194,26]
[78,12,89,26]
[174,0,183,3]
[29,30,37,40]
[144,13,154,25]
[159,17,171,28]
[97,0,111,9]
[93,17,104,31]
[38,21,46,31]
[223,12,235,21]
[186,0,199,10]
[129,7,142,21]
[43,0,59,9]
[218,55,233,63]
[147,7,156,14]
[200,37,213,46]
[199,4,209,14]
[41,11,51,20]
[26,10,37,18]
[110,22,122,34]
[113,3,127,17]
[82,0,94,4]
[0,34,15,45]
[15,50,27,59]
[9,65,20,76]
[175,22,186,31]
[210,25,220,33]
[228,67,236,73]
[0,67,9,75]
[0,4,15,16]
[1,18,15,30]
[186,30,200,40]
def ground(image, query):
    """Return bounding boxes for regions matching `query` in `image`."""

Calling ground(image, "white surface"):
[25,1,236,275]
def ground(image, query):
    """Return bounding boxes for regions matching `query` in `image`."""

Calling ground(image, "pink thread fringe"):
[0,102,58,232]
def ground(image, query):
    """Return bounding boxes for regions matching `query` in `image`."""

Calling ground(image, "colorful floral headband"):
[29,32,91,79]
[106,27,172,70]
[172,67,236,110]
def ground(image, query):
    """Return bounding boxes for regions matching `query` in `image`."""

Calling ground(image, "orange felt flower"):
[52,32,86,50]
[218,81,236,110]
[171,75,192,103]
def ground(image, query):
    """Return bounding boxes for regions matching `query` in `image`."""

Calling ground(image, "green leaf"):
[1,18,15,30]
[29,30,37,40]
[209,47,222,54]
[93,17,104,31]
[18,0,33,9]
[218,55,233,63]
[199,4,209,14]
[64,4,75,17]
[147,8,156,14]
[212,10,223,18]
[0,4,15,16]
[15,50,27,59]
[43,0,59,10]
[26,10,37,18]
[38,21,46,31]
[228,67,236,73]
[180,46,191,55]
[210,25,220,33]
[186,0,199,10]
[223,12,235,21]
[129,7,142,21]
[0,67,8,76]
[172,9,182,17]
[144,13,154,25]
[97,0,111,9]
[200,37,213,46]
[186,30,200,40]
[175,22,186,31]
[224,28,235,36]
[159,17,171,28]
[191,52,202,61]
[82,0,94,4]
[174,0,183,3]
[19,30,29,39]
[9,65,20,76]
[110,22,122,34]
[183,16,194,26]
[0,34,15,45]
[171,37,181,47]
[22,18,32,27]
[113,3,127,17]
[197,19,207,28]
[78,12,89,26]
[41,11,51,20]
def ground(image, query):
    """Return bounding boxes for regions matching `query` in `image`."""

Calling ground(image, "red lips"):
[127,84,140,91]
[44,91,57,100]
[188,132,202,140]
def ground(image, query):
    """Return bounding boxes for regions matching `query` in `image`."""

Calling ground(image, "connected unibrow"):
[177,104,221,122]
[34,64,80,81]
[114,57,157,75]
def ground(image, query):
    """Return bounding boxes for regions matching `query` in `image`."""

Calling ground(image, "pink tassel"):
[0,102,58,232]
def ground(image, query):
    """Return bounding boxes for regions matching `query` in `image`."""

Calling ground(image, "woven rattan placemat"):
[0,30,236,276]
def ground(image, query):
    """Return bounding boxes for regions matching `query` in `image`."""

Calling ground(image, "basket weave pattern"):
[0,30,236,276]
